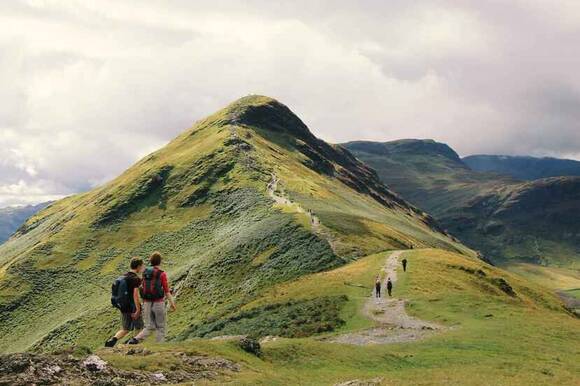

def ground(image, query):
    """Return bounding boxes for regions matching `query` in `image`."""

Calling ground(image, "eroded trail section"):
[267,174,330,245]
[329,251,444,345]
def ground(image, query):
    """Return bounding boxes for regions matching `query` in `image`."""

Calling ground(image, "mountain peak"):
[221,95,315,140]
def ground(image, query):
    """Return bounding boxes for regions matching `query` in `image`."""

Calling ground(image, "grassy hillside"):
[90,248,578,385]
[0,97,467,354]
[0,202,50,244]
[344,140,580,269]
[464,154,580,180]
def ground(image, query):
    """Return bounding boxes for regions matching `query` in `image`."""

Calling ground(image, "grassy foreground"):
[98,248,580,385]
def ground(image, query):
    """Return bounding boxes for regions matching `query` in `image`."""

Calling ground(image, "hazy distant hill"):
[464,154,580,180]
[0,96,467,353]
[0,202,51,244]
[344,140,580,268]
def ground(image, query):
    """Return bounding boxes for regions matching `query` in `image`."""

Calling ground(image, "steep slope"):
[464,154,580,180]
[344,140,580,269]
[0,97,468,353]
[0,202,51,244]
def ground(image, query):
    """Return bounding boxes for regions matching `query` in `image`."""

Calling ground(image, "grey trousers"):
[135,301,166,342]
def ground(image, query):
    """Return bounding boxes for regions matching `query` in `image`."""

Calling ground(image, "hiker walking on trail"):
[402,258,408,272]
[375,275,381,298]
[386,278,393,297]
[106,257,145,347]
[128,252,176,344]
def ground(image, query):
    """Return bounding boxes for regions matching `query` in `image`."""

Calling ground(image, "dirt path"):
[267,174,328,244]
[329,251,444,345]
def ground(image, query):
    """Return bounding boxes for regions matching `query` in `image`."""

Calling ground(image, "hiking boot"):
[126,338,140,345]
[104,337,118,347]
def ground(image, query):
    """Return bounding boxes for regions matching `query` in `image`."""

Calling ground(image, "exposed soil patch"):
[328,251,445,345]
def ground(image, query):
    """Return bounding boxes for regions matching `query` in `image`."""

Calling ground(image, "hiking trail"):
[267,174,332,248]
[328,250,445,345]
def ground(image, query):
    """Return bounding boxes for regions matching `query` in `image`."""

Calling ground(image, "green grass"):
[0,96,466,354]
[94,248,579,385]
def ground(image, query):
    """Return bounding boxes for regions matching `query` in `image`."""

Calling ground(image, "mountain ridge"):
[0,96,469,353]
[343,139,580,268]
[463,154,580,180]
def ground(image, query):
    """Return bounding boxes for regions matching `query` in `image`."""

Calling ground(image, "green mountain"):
[343,140,580,270]
[1,100,578,386]
[0,96,467,354]
[464,154,580,180]
[0,202,51,244]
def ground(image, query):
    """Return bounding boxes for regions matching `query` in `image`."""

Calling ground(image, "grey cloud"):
[0,0,578,207]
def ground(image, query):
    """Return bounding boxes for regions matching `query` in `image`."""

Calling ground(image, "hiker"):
[386,278,393,297]
[105,257,145,347]
[128,252,177,344]
[375,275,381,298]
[402,258,408,272]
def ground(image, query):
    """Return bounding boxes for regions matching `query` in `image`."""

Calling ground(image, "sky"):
[1,0,579,207]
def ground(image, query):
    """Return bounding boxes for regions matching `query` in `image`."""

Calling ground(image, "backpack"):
[141,267,165,301]
[111,275,132,312]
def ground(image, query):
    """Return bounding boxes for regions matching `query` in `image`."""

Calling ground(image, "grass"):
[0,96,466,354]
[502,263,580,292]
[93,248,579,385]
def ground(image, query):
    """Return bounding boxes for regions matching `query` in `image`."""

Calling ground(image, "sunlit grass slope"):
[0,96,467,353]
[98,248,579,385]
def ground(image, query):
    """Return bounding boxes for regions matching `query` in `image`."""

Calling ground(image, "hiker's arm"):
[131,287,141,319]
[161,273,176,311]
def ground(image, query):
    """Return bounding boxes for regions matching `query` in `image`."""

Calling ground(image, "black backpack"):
[111,275,132,312]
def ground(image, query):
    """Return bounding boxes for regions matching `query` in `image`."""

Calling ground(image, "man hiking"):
[402,258,408,272]
[128,252,176,344]
[374,275,381,298]
[105,257,145,347]
[386,277,393,297]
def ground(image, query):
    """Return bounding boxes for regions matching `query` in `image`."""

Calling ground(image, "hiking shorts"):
[121,312,144,331]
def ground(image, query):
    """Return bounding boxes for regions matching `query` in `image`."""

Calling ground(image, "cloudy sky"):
[1,0,579,206]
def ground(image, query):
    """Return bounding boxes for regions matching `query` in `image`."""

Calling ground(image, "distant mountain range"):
[463,154,580,180]
[0,202,51,244]
[344,140,580,268]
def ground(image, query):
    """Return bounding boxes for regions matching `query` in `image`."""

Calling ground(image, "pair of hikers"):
[373,258,408,298]
[106,252,177,347]
[374,276,393,298]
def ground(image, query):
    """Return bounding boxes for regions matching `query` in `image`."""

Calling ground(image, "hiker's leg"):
[153,302,167,343]
[134,302,153,341]
[114,329,129,339]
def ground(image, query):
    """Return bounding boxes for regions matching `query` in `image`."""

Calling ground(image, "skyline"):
[1,0,579,206]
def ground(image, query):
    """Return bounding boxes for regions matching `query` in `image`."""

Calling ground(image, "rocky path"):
[329,251,444,345]
[267,174,328,244]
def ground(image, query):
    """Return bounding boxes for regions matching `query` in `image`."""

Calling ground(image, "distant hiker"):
[105,257,145,347]
[128,252,177,344]
[375,275,381,298]
[386,278,393,297]
[402,258,408,272]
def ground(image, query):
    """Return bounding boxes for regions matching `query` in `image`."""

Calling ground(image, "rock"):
[259,335,279,344]
[83,355,107,372]
[151,372,167,382]
[239,337,262,356]
[335,377,384,386]
[44,364,62,375]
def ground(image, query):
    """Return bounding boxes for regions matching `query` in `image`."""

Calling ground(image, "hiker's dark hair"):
[150,251,162,266]
[130,257,144,270]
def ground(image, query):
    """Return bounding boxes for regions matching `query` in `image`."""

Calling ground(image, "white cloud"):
[0,0,579,207]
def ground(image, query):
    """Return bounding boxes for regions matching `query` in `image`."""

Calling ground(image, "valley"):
[344,140,580,288]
